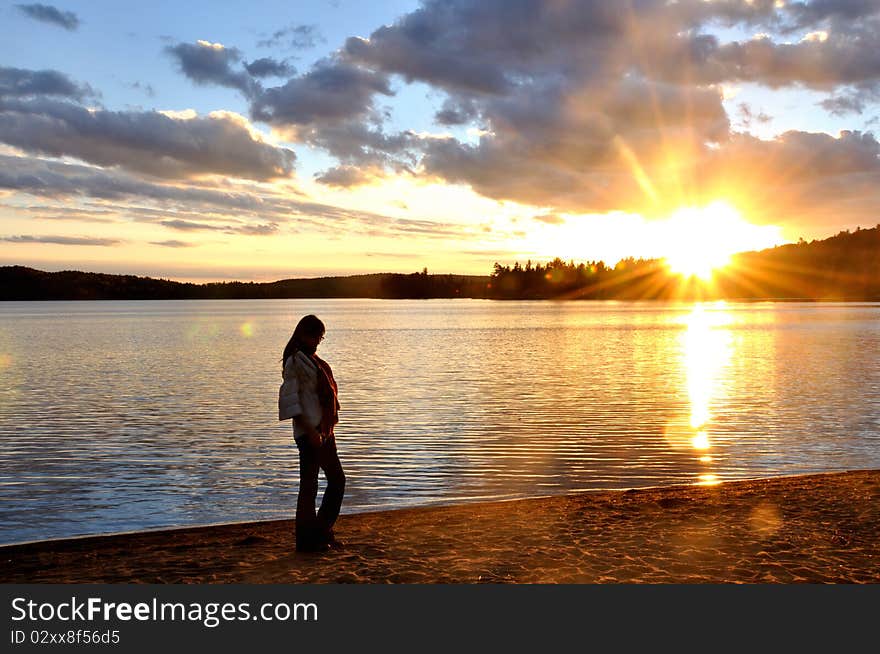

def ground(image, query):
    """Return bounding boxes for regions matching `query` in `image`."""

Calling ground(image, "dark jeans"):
[295,435,345,548]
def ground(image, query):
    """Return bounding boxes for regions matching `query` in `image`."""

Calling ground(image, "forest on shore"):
[2,225,878,301]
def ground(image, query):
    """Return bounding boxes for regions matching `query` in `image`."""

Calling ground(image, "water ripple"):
[1,299,878,543]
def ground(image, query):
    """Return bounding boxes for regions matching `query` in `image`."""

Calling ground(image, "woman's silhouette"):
[279,314,345,552]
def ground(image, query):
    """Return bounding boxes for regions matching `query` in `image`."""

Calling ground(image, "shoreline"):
[0,468,858,550]
[3,469,878,583]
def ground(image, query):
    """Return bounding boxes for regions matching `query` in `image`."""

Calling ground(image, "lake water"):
[1,299,878,544]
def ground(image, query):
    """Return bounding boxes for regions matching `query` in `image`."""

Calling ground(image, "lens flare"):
[662,201,783,280]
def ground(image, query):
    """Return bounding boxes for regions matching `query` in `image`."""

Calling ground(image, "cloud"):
[0,66,94,99]
[128,81,156,98]
[0,155,472,240]
[702,129,880,228]
[364,251,421,258]
[20,205,120,223]
[418,76,729,210]
[0,95,296,180]
[698,27,880,90]
[819,87,878,116]
[781,0,880,32]
[434,98,478,126]
[15,3,79,31]
[166,41,257,97]
[158,219,277,235]
[232,223,278,235]
[149,240,195,247]
[1,234,120,246]
[159,219,218,232]
[281,0,876,233]
[244,58,295,78]
[302,121,416,168]
[737,102,773,128]
[257,24,323,50]
[533,213,564,225]
[314,165,373,187]
[250,59,393,127]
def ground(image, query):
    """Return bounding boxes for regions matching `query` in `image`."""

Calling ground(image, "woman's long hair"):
[282,314,325,367]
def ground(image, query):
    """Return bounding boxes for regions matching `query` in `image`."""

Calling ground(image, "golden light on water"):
[691,431,710,450]
[684,305,733,432]
[240,322,255,337]
[0,353,11,370]
[185,322,221,341]
[673,304,735,485]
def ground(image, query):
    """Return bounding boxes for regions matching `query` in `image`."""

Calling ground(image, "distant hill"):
[488,224,880,301]
[720,225,880,300]
[0,267,491,301]
[2,225,878,301]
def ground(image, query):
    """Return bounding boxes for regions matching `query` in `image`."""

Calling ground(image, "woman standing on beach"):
[279,314,345,552]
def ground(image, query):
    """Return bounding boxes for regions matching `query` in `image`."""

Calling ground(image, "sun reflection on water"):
[682,304,733,484]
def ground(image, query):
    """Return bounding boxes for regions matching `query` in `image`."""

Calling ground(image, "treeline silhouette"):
[489,225,880,300]
[724,226,880,300]
[0,267,490,300]
[2,225,878,301]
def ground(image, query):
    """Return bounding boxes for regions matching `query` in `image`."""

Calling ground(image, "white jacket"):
[278,351,323,438]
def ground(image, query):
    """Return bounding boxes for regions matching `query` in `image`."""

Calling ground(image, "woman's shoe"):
[296,534,331,553]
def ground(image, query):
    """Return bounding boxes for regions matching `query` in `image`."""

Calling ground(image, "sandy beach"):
[2,470,878,583]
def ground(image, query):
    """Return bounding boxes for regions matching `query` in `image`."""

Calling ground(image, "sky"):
[1,0,879,282]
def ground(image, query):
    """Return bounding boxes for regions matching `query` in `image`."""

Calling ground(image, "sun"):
[661,201,781,281]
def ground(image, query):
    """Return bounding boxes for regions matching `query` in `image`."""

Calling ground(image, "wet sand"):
[2,470,878,583]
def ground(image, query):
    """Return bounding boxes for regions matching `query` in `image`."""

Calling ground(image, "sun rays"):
[661,202,784,281]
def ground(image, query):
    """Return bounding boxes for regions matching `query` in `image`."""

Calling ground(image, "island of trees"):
[2,225,878,301]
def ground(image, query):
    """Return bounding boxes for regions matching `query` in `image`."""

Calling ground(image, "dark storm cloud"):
[0,96,295,180]
[166,41,257,97]
[1,234,120,246]
[0,66,93,99]
[15,3,79,30]
[244,57,295,78]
